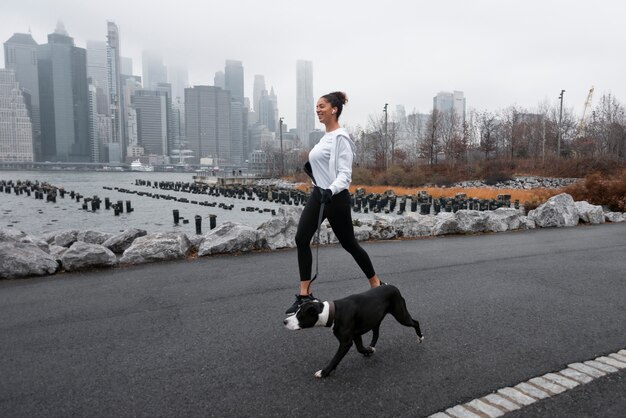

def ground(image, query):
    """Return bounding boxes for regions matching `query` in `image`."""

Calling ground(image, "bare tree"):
[419,109,443,165]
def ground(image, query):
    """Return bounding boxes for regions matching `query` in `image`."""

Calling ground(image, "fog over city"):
[2,0,625,128]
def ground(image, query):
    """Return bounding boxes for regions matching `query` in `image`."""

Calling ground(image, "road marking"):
[428,348,625,417]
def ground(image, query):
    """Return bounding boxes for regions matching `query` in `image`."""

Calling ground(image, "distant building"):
[168,65,188,103]
[253,74,265,114]
[185,85,232,165]
[37,22,90,162]
[308,129,324,149]
[3,32,41,160]
[141,50,167,90]
[296,60,314,143]
[0,69,34,161]
[225,59,244,104]
[132,89,168,157]
[120,56,133,75]
[258,87,277,132]
[107,21,124,162]
[433,90,466,125]
[214,71,225,89]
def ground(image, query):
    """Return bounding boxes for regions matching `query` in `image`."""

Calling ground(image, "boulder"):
[103,228,147,254]
[257,206,302,250]
[353,224,372,241]
[55,229,80,247]
[49,244,68,261]
[455,210,488,233]
[370,216,397,240]
[604,212,625,223]
[398,214,436,237]
[198,222,264,256]
[432,212,460,236]
[120,232,192,264]
[0,241,58,279]
[76,230,114,245]
[485,208,522,232]
[574,201,605,224]
[527,193,579,228]
[60,241,117,272]
[1,228,49,252]
[519,216,537,229]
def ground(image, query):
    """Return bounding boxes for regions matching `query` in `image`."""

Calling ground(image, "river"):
[1,170,296,236]
[0,170,384,237]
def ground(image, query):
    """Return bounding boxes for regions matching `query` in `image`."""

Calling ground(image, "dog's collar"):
[326,301,335,327]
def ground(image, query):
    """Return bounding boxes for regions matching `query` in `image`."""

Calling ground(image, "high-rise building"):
[37,22,90,162]
[121,74,141,154]
[258,88,277,133]
[168,65,188,103]
[296,60,314,144]
[224,60,244,104]
[86,40,109,97]
[120,56,133,75]
[0,69,34,161]
[107,21,124,162]
[141,50,167,90]
[4,32,40,160]
[230,101,244,166]
[185,85,231,165]
[155,82,174,156]
[253,75,265,113]
[214,71,225,89]
[132,89,168,156]
[433,90,466,125]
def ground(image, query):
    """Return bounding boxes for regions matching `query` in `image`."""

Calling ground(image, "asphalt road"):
[1,223,625,417]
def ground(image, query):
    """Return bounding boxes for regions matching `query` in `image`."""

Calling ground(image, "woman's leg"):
[326,190,380,286]
[295,188,324,294]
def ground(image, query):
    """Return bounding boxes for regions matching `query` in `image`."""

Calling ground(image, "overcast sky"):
[2,0,624,130]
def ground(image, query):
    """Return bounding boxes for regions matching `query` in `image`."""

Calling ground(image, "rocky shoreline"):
[1,193,624,280]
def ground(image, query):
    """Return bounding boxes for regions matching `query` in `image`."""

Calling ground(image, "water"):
[0,170,290,236]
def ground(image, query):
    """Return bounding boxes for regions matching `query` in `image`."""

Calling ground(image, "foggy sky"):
[2,0,625,130]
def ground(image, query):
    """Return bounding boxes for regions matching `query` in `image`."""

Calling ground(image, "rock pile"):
[454,176,578,189]
[1,193,624,280]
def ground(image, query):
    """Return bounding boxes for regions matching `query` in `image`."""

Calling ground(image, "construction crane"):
[576,86,594,138]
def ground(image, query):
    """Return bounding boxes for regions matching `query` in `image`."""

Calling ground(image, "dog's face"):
[283,301,325,330]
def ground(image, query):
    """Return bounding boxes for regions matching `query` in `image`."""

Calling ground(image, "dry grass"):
[295,183,560,205]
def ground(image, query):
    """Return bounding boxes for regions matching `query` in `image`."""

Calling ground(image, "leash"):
[306,196,326,295]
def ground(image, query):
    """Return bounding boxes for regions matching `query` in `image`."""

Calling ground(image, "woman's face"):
[316,98,336,125]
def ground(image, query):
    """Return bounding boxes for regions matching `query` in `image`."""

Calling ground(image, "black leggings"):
[295,188,376,281]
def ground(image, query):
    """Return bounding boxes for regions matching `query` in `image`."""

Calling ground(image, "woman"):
[285,91,384,315]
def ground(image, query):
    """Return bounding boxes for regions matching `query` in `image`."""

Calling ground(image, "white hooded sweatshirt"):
[308,127,356,195]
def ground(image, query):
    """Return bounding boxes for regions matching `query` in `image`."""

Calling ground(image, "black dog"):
[283,285,423,378]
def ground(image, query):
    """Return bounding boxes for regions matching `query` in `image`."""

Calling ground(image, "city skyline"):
[2,0,624,129]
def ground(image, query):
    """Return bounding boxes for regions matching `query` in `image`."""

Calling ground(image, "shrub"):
[563,169,626,212]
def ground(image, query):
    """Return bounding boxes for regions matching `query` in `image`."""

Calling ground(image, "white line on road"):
[428,348,625,417]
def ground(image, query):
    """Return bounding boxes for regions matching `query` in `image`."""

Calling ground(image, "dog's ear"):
[301,302,323,316]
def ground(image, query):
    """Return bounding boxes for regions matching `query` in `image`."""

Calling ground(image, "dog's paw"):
[417,335,424,344]
[362,346,376,357]
[314,370,324,378]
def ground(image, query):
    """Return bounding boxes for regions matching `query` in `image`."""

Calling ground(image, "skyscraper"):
[296,60,314,145]
[253,74,265,113]
[185,85,231,165]
[4,33,40,160]
[132,89,168,156]
[433,90,466,125]
[37,22,90,162]
[0,69,34,162]
[214,71,225,89]
[224,60,244,104]
[107,21,124,162]
[142,50,167,90]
